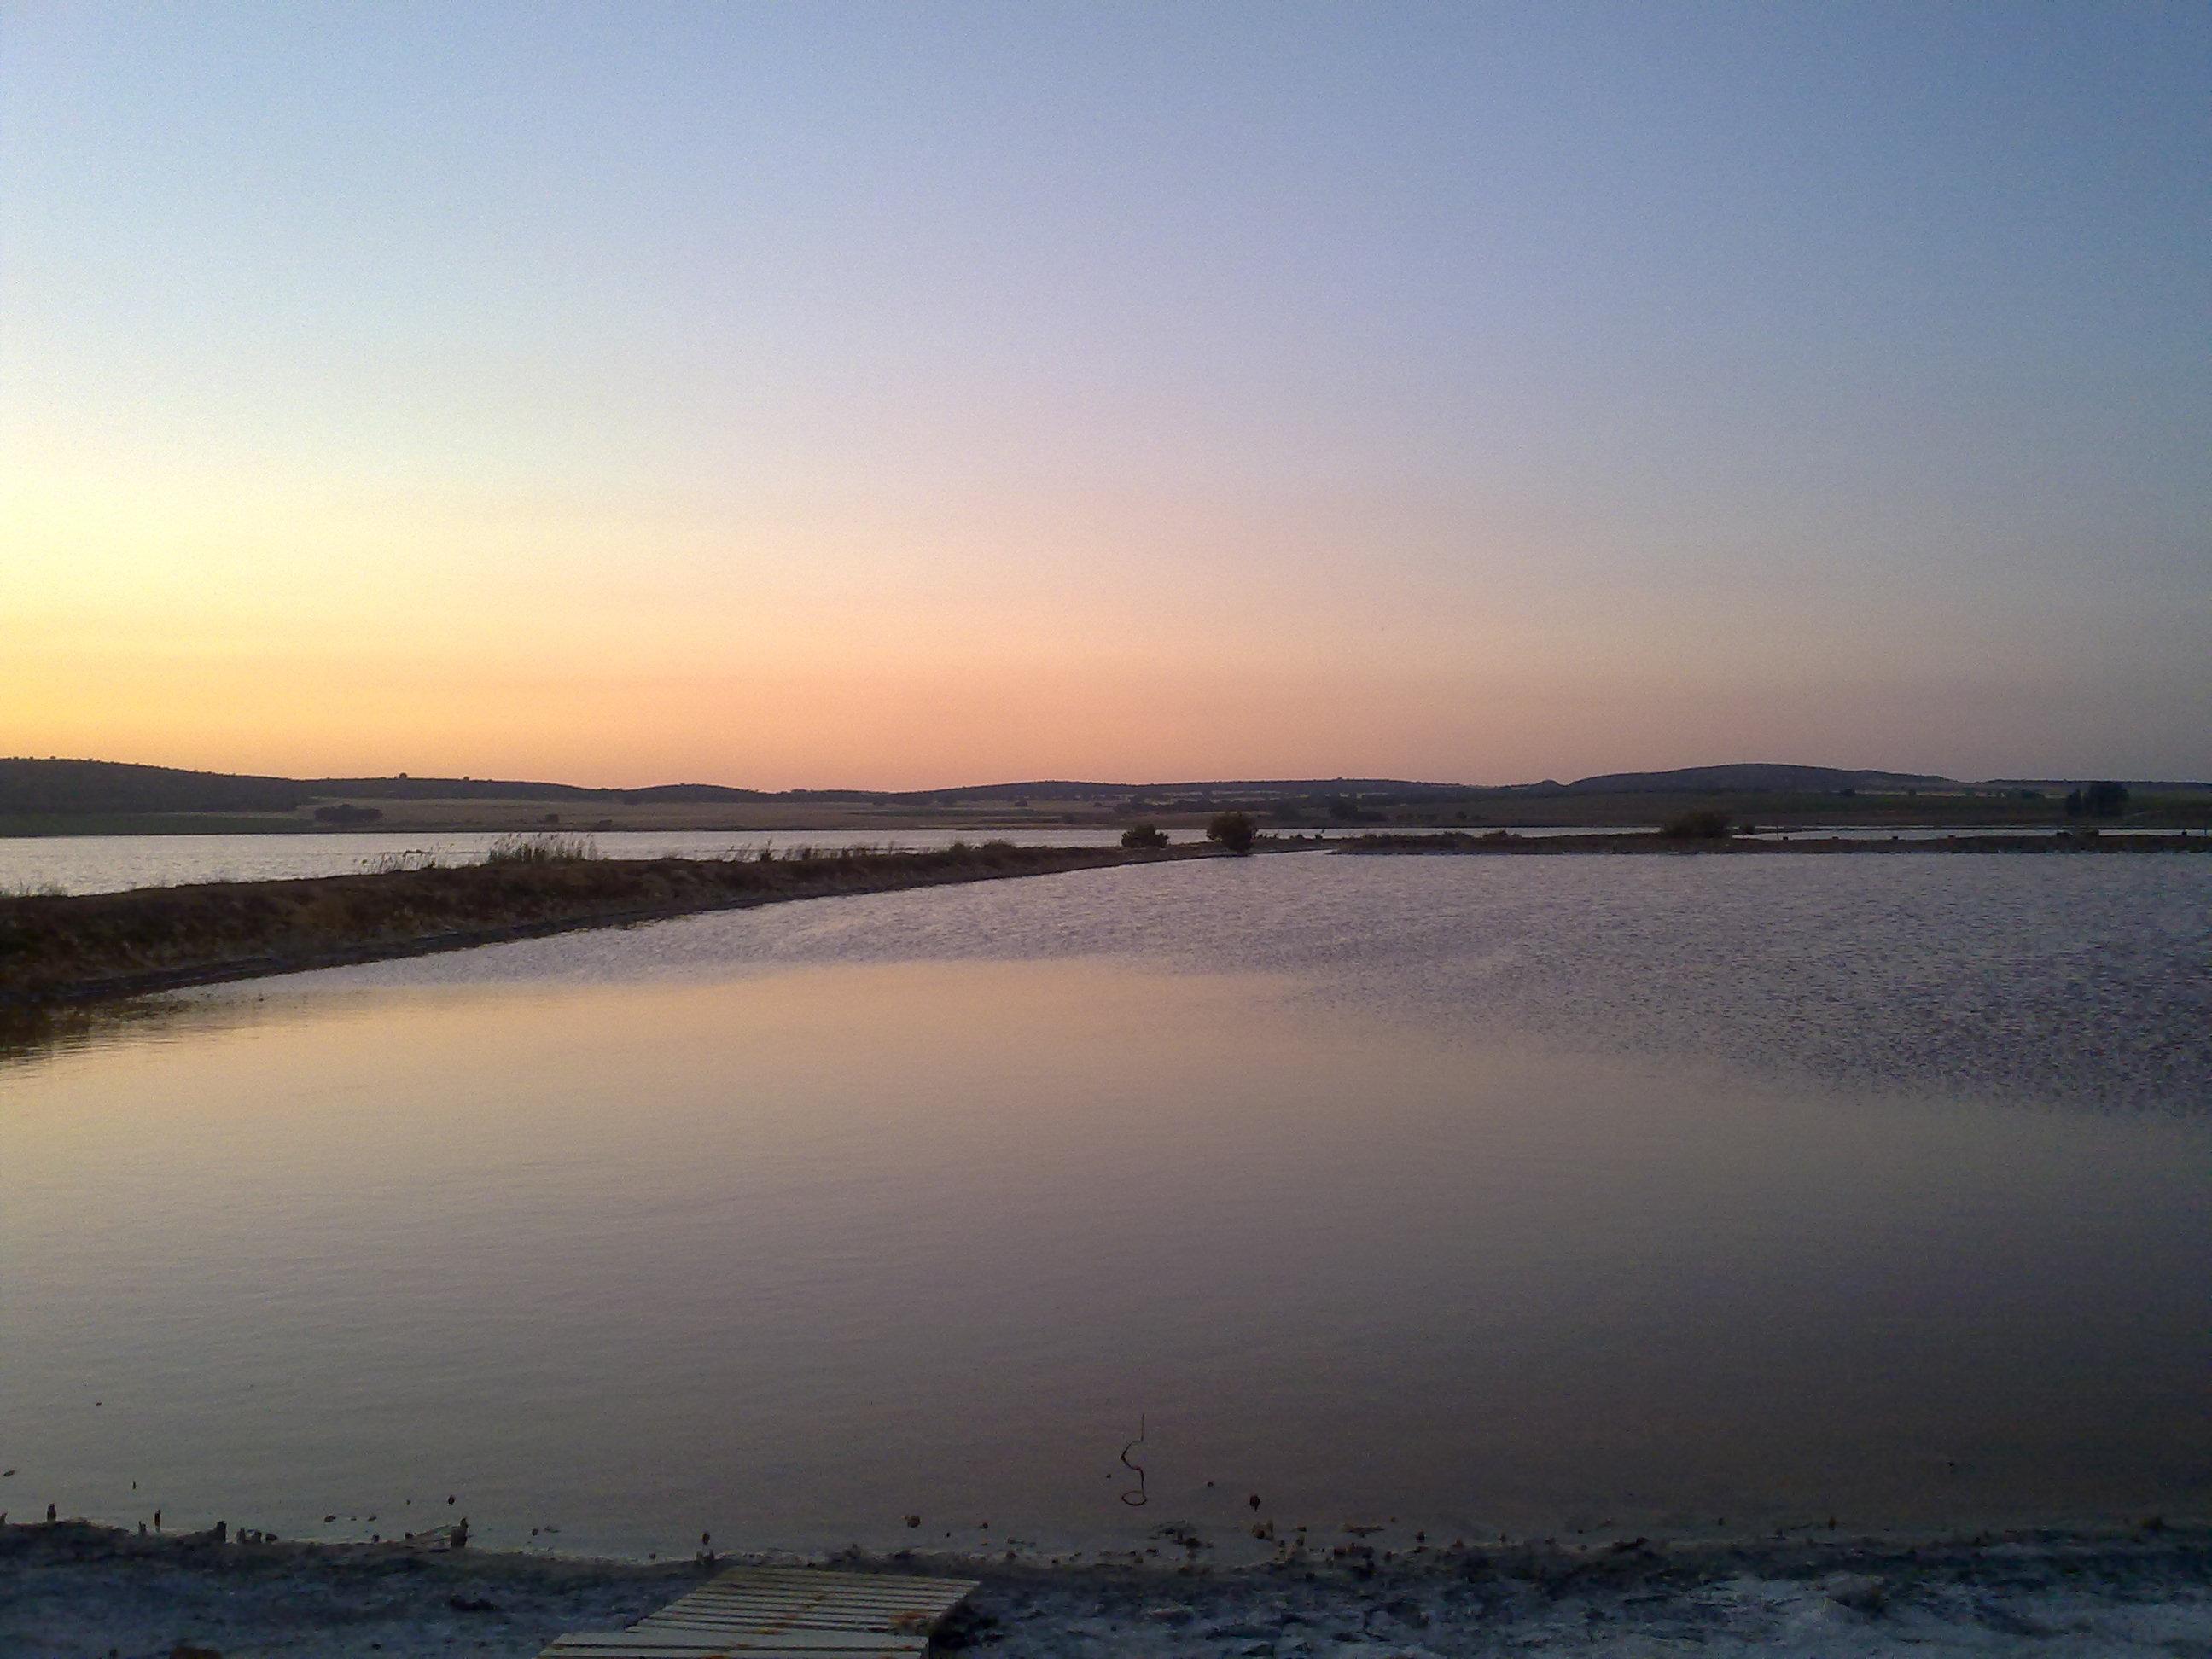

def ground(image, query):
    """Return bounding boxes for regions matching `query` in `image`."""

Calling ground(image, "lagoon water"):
[4,853,2209,1559]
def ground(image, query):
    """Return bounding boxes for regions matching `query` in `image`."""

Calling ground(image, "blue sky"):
[5,2,2207,783]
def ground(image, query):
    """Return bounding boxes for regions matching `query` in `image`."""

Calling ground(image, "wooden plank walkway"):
[539,1563,979,1658]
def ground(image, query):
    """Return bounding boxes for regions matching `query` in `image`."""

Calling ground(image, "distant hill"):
[0,759,311,815]
[885,777,1474,804]
[310,775,774,804]
[18,757,2175,820]
[0,760,782,816]
[0,760,1485,815]
[1563,764,1953,795]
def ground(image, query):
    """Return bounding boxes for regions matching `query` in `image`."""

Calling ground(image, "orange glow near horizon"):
[0,422,1731,788]
[3,423,2197,789]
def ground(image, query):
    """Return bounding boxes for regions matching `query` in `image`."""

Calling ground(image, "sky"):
[4,2,2208,788]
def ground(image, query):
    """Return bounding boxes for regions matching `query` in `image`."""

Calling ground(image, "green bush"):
[1659,807,1732,840]
[1121,824,1169,848]
[1206,811,1258,854]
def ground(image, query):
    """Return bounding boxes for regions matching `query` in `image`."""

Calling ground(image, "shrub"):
[1206,811,1258,854]
[1659,807,1732,840]
[1121,824,1169,848]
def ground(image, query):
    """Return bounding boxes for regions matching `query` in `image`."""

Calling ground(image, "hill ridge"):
[9,756,2202,818]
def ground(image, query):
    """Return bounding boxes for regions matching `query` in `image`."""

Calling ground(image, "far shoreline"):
[1334,827,2211,856]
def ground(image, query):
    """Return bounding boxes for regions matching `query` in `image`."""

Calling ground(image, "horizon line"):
[10,755,2205,797]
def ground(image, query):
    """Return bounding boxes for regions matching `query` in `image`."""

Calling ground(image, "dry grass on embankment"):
[0,841,1220,1009]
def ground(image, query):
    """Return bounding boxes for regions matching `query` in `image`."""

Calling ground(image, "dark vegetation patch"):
[1660,806,1735,839]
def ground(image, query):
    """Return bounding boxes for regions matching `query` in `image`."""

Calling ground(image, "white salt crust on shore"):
[4,1523,2210,1658]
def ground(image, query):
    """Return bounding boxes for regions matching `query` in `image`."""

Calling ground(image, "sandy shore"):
[5,1520,2208,1657]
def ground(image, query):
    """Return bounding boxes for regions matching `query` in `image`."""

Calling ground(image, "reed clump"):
[361,848,442,875]
[483,833,602,865]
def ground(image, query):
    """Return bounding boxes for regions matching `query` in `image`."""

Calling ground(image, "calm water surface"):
[3,855,2208,1559]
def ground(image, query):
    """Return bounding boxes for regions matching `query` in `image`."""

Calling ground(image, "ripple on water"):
[221,851,2212,1112]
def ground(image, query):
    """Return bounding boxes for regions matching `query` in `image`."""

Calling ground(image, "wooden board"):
[544,1645,924,1654]
[539,1565,978,1659]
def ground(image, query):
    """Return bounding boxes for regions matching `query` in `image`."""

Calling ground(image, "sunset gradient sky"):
[5,3,2208,787]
